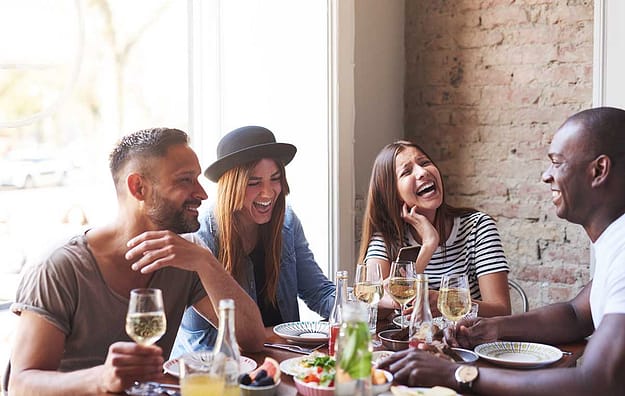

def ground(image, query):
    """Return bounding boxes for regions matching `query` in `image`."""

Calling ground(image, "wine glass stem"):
[401,304,406,328]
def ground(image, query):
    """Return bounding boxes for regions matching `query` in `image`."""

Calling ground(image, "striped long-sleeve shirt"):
[365,211,509,300]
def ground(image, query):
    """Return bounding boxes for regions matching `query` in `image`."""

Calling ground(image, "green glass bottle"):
[334,301,372,396]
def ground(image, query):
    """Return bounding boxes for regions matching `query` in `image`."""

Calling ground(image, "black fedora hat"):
[204,126,297,182]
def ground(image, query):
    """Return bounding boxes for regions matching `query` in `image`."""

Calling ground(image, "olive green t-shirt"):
[12,234,206,372]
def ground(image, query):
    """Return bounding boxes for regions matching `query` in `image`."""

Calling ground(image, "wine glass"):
[387,260,417,328]
[353,262,383,346]
[125,288,167,346]
[437,274,471,332]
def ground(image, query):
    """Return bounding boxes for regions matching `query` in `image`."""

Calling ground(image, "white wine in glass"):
[354,282,384,304]
[126,288,166,346]
[387,260,417,328]
[438,274,471,325]
[354,262,384,305]
[354,262,384,345]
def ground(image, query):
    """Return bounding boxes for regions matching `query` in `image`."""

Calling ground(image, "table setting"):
[116,316,586,396]
[116,273,587,396]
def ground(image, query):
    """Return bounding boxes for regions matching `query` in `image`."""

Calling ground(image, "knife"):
[263,342,323,354]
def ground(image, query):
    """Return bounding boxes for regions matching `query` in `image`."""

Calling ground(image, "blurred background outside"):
[1,0,330,372]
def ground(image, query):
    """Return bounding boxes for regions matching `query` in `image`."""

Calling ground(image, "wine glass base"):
[126,381,179,396]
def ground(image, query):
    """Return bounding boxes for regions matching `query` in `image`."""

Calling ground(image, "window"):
[1,0,345,366]
[593,0,625,108]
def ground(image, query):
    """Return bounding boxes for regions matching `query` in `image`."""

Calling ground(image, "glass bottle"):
[335,301,372,396]
[408,273,434,347]
[328,270,348,357]
[212,299,240,396]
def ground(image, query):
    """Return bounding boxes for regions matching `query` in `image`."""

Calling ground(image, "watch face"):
[457,365,479,382]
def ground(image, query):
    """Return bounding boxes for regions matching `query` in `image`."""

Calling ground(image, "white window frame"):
[188,0,356,278]
[592,0,625,275]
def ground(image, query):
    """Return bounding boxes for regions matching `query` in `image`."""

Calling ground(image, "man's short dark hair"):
[566,107,625,163]
[109,127,189,190]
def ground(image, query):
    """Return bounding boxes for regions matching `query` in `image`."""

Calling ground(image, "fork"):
[264,342,325,354]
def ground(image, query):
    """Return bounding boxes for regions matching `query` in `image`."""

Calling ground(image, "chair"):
[508,279,529,314]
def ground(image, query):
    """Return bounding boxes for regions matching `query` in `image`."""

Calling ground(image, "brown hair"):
[215,159,290,305]
[358,140,475,263]
[108,127,189,193]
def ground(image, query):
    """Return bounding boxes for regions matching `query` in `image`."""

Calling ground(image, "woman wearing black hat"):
[172,126,335,355]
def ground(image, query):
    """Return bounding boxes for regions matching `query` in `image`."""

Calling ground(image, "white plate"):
[280,351,394,377]
[379,385,459,395]
[392,316,448,329]
[273,321,329,344]
[450,347,478,363]
[163,352,257,377]
[474,341,563,368]
[279,356,308,377]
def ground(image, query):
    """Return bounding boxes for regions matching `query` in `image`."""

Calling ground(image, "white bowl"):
[239,379,280,396]
[372,369,393,395]
[293,370,392,396]
[293,377,334,396]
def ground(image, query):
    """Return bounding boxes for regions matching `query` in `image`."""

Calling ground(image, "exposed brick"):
[456,30,505,49]
[547,283,584,303]
[479,6,530,29]
[403,0,593,307]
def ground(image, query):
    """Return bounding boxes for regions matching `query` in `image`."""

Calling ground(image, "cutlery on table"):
[127,381,180,396]
[263,342,325,354]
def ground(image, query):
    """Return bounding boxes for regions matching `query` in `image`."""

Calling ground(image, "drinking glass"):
[179,354,225,396]
[464,301,479,321]
[125,288,167,346]
[437,274,471,331]
[353,262,383,346]
[387,260,417,328]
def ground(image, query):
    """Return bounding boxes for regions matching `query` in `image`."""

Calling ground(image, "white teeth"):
[254,200,271,207]
[417,182,434,194]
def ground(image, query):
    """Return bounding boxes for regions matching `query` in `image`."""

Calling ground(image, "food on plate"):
[414,341,464,362]
[391,385,456,396]
[389,324,443,342]
[240,357,281,387]
[389,327,410,341]
[389,324,462,362]
[297,354,336,387]
[371,368,388,385]
[291,353,390,389]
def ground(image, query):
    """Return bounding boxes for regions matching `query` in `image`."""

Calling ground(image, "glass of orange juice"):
[179,354,225,396]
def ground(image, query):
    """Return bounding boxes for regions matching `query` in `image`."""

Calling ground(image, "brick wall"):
[403,0,594,308]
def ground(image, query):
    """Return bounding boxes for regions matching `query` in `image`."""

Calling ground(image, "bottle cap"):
[336,270,348,280]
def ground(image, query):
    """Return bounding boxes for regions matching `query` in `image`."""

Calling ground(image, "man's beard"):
[148,192,201,234]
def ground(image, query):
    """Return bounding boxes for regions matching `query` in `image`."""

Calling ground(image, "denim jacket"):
[171,205,335,357]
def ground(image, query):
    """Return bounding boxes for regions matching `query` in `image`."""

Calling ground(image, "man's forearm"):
[497,302,588,344]
[10,366,107,396]
[196,260,265,352]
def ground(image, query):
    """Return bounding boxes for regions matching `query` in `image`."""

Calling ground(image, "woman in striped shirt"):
[359,141,511,317]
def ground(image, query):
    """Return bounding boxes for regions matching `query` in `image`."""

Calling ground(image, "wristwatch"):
[455,365,479,393]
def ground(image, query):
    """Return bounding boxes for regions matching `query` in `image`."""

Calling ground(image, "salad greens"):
[297,354,336,387]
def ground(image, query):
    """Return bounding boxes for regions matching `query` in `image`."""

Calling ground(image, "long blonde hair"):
[216,160,290,305]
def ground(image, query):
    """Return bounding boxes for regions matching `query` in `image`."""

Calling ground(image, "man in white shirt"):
[379,107,625,395]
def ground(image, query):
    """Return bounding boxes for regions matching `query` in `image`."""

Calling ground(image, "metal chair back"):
[508,278,529,314]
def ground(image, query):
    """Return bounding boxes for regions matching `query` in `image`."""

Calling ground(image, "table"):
[135,325,587,396]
